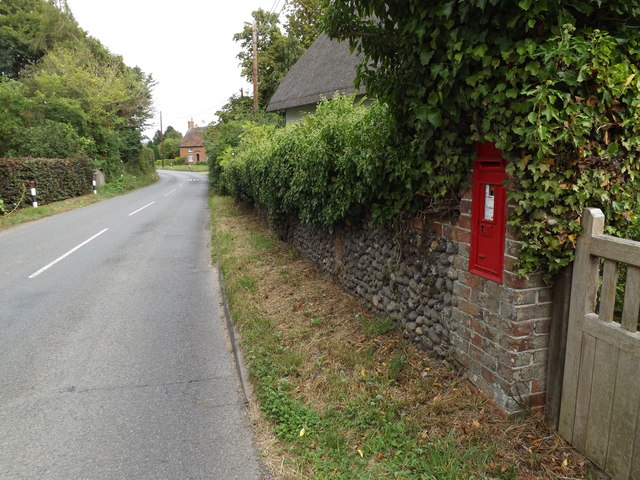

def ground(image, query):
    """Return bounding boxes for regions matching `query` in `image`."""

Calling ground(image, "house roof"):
[179,126,206,148]
[266,34,365,112]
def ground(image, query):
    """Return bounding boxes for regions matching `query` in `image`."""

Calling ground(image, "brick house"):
[179,120,208,164]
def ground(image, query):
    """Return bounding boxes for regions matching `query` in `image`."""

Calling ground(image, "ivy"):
[323,1,640,277]
[218,2,640,278]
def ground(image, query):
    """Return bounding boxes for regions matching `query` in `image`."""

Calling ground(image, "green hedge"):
[219,96,405,232]
[0,157,93,212]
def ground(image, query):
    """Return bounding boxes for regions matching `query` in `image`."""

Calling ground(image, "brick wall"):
[445,189,553,415]
[179,146,208,164]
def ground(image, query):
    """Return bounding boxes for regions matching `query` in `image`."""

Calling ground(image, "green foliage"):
[253,357,319,440]
[323,1,640,276]
[8,119,87,158]
[0,156,93,211]
[0,0,154,181]
[219,96,405,231]
[205,94,283,190]
[0,0,78,78]
[213,94,255,124]
[159,136,181,160]
[151,126,183,161]
[234,9,306,109]
[284,0,325,49]
[139,147,155,172]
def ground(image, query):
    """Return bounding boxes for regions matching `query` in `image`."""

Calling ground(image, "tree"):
[233,9,305,109]
[0,78,30,154]
[146,140,159,161]
[8,119,85,158]
[284,0,324,49]
[214,94,254,124]
[164,126,182,140]
[152,126,182,145]
[160,137,180,160]
[0,0,156,178]
[0,0,80,78]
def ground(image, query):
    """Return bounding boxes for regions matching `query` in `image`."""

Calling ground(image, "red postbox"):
[469,143,507,283]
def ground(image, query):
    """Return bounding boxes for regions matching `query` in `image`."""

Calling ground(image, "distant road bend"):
[0,170,262,479]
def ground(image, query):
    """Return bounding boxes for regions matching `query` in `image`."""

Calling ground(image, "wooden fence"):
[559,208,640,479]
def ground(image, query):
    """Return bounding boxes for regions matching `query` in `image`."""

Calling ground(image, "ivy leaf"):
[442,1,455,18]
[420,50,434,65]
[415,105,429,122]
[427,111,443,128]
[518,0,532,10]
[472,44,489,58]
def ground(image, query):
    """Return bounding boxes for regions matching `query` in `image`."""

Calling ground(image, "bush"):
[220,96,404,231]
[138,147,155,173]
[0,156,93,212]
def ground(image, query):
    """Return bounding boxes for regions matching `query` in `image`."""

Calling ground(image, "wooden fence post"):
[545,264,573,429]
[558,208,604,442]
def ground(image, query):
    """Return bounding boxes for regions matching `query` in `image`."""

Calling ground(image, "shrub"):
[220,96,418,232]
[0,156,93,212]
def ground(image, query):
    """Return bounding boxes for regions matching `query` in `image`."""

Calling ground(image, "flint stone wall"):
[281,187,554,417]
[287,219,458,359]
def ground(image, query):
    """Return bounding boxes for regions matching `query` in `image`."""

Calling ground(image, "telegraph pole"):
[252,20,259,115]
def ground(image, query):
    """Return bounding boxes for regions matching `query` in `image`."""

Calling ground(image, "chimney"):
[188,119,194,129]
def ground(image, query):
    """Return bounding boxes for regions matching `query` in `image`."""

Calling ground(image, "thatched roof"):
[266,34,365,112]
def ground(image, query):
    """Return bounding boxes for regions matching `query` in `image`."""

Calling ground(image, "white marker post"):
[30,182,38,207]
[92,176,97,194]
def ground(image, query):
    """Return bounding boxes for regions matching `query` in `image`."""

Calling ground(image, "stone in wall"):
[287,219,335,276]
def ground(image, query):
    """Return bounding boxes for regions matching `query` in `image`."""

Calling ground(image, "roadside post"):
[30,181,38,207]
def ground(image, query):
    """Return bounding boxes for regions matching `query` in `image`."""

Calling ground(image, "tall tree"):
[164,126,182,140]
[0,0,155,178]
[0,0,79,78]
[233,9,305,109]
[284,0,324,48]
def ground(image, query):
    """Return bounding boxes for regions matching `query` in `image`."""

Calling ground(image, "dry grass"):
[212,195,591,480]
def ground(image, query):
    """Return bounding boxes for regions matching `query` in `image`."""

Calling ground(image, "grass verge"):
[157,163,208,172]
[211,194,590,480]
[0,171,157,231]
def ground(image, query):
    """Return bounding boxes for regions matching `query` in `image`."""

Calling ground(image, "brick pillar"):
[449,190,554,416]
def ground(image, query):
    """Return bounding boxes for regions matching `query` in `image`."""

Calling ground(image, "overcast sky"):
[65,0,279,140]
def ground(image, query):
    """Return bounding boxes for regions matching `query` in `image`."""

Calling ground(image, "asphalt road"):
[0,170,263,479]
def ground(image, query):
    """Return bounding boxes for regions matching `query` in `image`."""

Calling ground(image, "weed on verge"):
[211,195,589,480]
